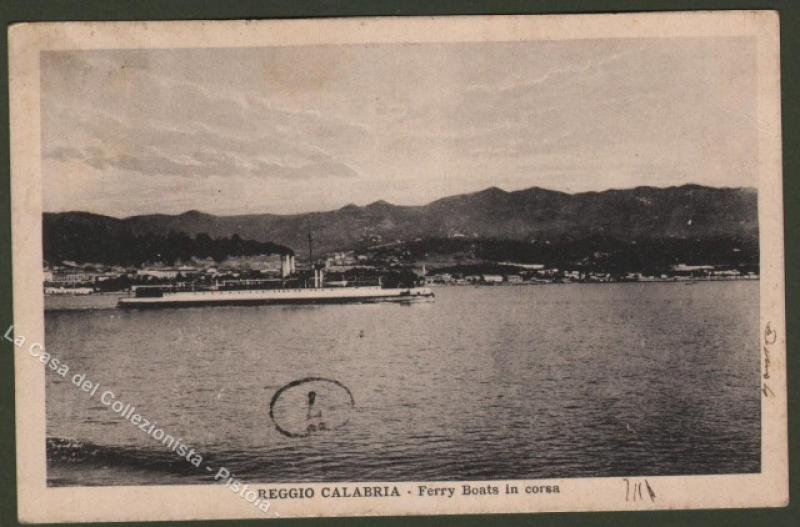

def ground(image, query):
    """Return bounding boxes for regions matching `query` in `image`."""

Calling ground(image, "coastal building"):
[481,274,503,284]
[49,271,103,284]
[424,273,453,285]
[52,271,95,282]
[136,268,179,279]
[671,264,714,277]
[136,266,199,279]
[536,268,560,278]
[328,252,357,266]
[499,262,545,270]
[412,265,427,278]
[712,269,741,277]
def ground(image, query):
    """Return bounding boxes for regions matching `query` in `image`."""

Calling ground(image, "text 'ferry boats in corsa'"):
[118,259,434,309]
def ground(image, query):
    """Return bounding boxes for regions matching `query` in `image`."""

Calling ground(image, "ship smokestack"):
[313,266,324,288]
[278,252,296,278]
[280,254,290,278]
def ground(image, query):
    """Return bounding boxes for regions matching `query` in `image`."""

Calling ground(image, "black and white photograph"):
[8,12,787,522]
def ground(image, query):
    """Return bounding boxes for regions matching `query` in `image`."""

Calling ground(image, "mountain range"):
[44,184,758,261]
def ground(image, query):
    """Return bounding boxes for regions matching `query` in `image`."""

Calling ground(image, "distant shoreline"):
[43,278,757,312]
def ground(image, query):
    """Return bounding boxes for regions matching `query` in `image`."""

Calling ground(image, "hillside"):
[43,184,758,263]
[43,213,293,266]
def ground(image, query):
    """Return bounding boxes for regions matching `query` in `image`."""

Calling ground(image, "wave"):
[47,437,209,476]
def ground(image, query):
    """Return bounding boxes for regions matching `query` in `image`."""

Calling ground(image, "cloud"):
[45,141,358,181]
[41,50,369,186]
[41,73,365,183]
[253,159,359,180]
[40,40,758,215]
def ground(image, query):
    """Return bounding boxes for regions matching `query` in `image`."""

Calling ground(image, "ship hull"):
[118,286,434,309]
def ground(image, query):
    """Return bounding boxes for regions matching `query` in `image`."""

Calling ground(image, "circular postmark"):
[268,377,355,438]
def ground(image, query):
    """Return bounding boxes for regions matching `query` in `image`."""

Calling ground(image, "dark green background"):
[0,1,796,526]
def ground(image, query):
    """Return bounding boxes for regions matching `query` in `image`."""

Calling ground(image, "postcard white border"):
[9,11,787,523]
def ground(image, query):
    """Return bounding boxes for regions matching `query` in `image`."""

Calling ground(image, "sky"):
[41,37,758,217]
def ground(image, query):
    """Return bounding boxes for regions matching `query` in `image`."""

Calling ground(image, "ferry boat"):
[117,268,434,309]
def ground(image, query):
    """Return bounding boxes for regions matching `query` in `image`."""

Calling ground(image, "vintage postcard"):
[8,11,787,523]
